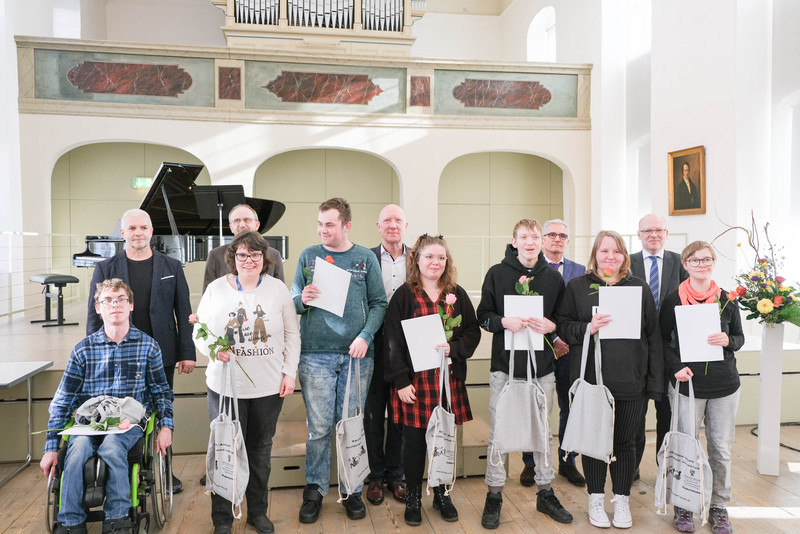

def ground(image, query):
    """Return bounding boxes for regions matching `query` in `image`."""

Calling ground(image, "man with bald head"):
[630,213,688,478]
[365,204,409,506]
[87,208,194,493]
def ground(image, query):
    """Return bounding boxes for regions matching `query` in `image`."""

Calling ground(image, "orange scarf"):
[677,278,720,306]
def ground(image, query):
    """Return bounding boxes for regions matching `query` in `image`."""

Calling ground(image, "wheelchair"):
[45,414,173,533]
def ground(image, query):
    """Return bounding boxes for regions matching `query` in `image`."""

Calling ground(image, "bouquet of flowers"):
[716,213,800,327]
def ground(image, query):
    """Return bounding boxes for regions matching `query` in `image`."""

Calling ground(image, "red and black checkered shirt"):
[389,286,472,429]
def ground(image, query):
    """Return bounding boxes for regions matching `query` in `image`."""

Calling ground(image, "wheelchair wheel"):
[149,440,173,528]
[44,474,59,534]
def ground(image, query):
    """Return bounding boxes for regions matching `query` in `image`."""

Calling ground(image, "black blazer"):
[87,251,195,367]
[630,250,688,304]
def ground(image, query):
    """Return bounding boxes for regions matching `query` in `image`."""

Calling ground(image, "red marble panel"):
[410,76,430,107]
[67,61,192,97]
[264,71,382,104]
[452,79,552,110]
[218,66,241,100]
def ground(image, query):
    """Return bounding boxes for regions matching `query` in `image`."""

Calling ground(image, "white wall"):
[105,0,226,47]
[411,13,502,60]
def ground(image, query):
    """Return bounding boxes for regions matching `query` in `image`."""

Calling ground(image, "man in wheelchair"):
[40,279,174,534]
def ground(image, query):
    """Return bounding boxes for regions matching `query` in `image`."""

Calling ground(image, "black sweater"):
[476,246,565,378]
[384,283,481,390]
[659,289,744,398]
[555,272,664,401]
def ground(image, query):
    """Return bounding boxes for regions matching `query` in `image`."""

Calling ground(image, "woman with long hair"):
[555,230,663,529]
[384,234,481,526]
[659,241,744,534]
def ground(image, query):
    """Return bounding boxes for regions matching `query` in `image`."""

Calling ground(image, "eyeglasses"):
[639,229,666,235]
[231,217,257,225]
[686,257,714,267]
[544,232,569,240]
[235,252,263,262]
[98,297,130,307]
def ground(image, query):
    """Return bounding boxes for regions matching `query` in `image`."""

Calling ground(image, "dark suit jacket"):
[87,251,195,367]
[561,258,586,285]
[202,243,284,292]
[630,249,689,305]
[674,179,700,210]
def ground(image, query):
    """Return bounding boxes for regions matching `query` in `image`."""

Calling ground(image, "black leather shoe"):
[200,474,206,486]
[55,523,87,534]
[536,488,573,524]
[481,492,503,529]
[248,515,275,534]
[519,465,536,487]
[342,492,367,520]
[558,464,586,487]
[366,479,384,505]
[213,525,232,534]
[299,484,323,523]
[171,474,183,494]
[404,483,422,526]
[432,485,458,522]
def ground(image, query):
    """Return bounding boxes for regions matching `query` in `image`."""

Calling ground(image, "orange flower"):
[325,255,334,264]
[773,295,784,307]
[727,291,738,302]
[603,267,613,278]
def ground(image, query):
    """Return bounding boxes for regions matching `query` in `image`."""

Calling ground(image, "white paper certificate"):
[401,313,448,372]
[503,295,544,351]
[675,304,724,363]
[308,256,351,317]
[598,286,642,339]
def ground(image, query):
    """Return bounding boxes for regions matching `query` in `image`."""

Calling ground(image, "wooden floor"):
[2,426,799,533]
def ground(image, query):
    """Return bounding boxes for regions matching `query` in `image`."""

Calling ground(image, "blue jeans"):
[298,352,374,496]
[58,426,145,526]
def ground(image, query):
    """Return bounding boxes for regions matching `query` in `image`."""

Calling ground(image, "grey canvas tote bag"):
[655,377,713,522]
[335,357,370,499]
[561,329,616,463]
[489,329,549,466]
[206,361,249,518]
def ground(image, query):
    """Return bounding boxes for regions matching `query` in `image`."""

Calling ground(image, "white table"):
[0,360,53,488]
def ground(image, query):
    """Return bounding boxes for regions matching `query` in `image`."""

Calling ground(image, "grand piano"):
[73,162,287,267]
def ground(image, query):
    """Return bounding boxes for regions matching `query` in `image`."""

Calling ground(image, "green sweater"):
[291,243,387,357]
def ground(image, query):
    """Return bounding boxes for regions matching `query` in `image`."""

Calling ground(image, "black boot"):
[404,483,422,526]
[432,485,458,522]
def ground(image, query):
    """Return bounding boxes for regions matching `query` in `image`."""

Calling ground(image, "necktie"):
[648,255,660,311]
[549,262,560,270]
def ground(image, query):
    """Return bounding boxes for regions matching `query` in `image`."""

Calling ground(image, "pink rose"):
[118,419,131,430]
[188,314,199,324]
[518,275,529,284]
[775,276,786,284]
[445,293,457,306]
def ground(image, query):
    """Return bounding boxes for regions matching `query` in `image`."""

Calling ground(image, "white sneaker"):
[610,494,632,528]
[588,493,610,528]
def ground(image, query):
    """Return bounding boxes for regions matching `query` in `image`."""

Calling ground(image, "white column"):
[757,323,784,476]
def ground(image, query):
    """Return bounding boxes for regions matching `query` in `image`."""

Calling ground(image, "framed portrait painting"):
[668,145,705,215]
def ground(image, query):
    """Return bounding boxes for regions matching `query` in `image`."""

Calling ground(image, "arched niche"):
[51,142,210,237]
[253,148,400,283]
[527,6,556,62]
[438,151,565,293]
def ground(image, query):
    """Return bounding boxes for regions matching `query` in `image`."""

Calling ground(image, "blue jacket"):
[87,251,195,367]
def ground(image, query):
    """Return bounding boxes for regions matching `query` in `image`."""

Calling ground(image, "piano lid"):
[140,162,286,235]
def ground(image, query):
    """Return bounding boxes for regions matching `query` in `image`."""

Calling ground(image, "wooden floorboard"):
[2,426,799,533]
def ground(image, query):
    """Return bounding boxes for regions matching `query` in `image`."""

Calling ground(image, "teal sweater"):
[291,244,388,357]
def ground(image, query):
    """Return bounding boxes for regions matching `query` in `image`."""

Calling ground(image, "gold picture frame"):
[668,145,706,216]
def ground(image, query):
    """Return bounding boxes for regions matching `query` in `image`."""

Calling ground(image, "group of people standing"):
[43,199,743,534]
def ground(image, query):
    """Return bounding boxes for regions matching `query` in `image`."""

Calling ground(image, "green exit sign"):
[133,177,154,189]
